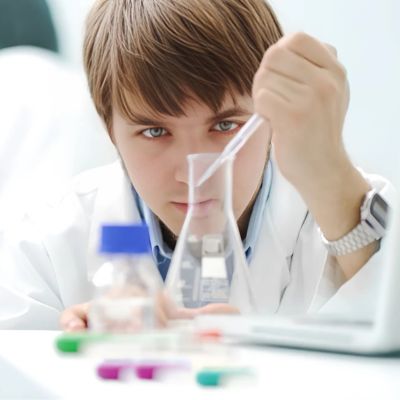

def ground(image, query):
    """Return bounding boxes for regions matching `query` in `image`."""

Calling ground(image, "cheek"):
[116,140,165,197]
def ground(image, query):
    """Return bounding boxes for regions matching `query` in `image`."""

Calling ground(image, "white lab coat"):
[0,159,393,329]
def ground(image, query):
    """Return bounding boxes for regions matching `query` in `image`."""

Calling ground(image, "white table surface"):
[1,330,400,399]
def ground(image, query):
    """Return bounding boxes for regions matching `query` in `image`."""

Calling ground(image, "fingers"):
[158,291,200,320]
[155,306,168,328]
[173,307,199,319]
[60,297,239,333]
[259,33,345,80]
[253,32,348,127]
[254,67,307,105]
[196,303,240,315]
[253,87,290,131]
[171,303,240,320]
[155,292,171,328]
[324,42,338,57]
[159,289,241,320]
[256,36,345,90]
[283,32,338,69]
[59,302,90,332]
[256,46,317,88]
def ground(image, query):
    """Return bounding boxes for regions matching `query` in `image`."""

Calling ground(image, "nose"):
[175,157,189,185]
[174,149,199,185]
[174,137,215,185]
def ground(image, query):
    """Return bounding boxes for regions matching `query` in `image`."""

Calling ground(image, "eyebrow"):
[206,107,251,124]
[127,106,251,126]
[127,115,164,126]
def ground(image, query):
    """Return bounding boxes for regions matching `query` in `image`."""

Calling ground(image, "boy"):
[0,0,392,330]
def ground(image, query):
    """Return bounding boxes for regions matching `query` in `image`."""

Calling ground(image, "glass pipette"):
[196,114,264,187]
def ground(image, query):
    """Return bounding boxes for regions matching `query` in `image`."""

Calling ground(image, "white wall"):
[47,0,94,71]
[49,0,399,183]
[269,0,400,184]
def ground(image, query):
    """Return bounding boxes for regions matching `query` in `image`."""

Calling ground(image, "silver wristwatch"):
[321,188,389,256]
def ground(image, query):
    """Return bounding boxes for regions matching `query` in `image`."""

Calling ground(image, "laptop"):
[196,189,400,355]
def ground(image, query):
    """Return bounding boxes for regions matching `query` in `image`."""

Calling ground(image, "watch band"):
[321,222,379,257]
[320,188,388,257]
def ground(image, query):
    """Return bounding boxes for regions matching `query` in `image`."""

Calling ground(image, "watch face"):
[371,193,389,228]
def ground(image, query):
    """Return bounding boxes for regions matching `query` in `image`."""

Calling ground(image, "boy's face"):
[112,94,271,236]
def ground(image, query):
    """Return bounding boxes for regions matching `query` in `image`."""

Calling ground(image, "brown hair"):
[83,0,283,132]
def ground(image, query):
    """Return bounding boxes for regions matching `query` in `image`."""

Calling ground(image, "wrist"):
[318,186,389,280]
[300,159,371,241]
[296,150,355,200]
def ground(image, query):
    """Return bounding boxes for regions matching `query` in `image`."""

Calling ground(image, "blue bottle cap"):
[99,224,151,254]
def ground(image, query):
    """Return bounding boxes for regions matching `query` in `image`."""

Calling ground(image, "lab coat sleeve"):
[315,249,384,319]
[310,172,396,319]
[0,215,63,330]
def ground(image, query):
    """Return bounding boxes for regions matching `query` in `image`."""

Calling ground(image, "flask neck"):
[187,153,234,236]
[189,155,233,207]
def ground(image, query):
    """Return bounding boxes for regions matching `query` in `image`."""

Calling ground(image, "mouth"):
[171,199,219,217]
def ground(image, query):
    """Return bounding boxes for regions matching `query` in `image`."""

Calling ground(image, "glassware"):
[196,114,264,187]
[165,153,255,314]
[89,224,161,333]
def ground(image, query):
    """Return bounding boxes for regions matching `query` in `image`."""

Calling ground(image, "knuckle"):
[253,65,267,82]
[335,62,347,81]
[254,88,269,105]
[254,89,272,116]
[252,71,265,96]
[267,44,280,58]
[259,48,288,82]
[326,44,338,57]
[263,44,280,66]
[252,70,261,90]
[287,32,309,48]
[313,74,338,98]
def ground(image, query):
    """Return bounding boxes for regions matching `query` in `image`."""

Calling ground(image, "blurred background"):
[269,0,400,183]
[0,0,399,231]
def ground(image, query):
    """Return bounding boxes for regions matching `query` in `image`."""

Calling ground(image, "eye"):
[141,127,168,138]
[213,121,239,133]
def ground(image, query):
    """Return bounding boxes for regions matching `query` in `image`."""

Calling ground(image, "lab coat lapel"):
[231,158,309,313]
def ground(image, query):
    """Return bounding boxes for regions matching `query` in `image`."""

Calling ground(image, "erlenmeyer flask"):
[165,153,255,314]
